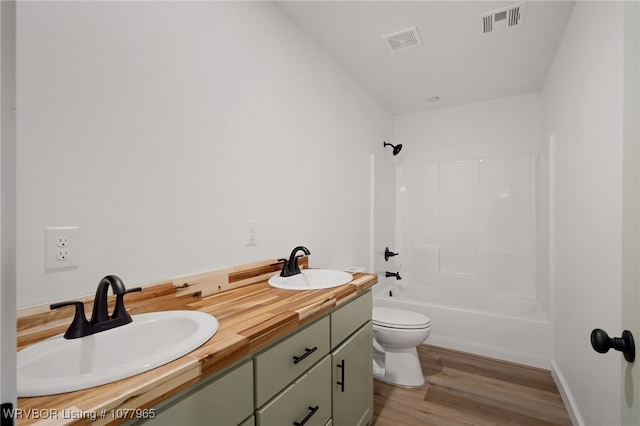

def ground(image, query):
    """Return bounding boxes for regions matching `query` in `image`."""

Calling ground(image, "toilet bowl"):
[372,307,431,387]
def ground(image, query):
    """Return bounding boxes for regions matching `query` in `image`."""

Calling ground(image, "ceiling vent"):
[478,3,525,35]
[382,26,422,53]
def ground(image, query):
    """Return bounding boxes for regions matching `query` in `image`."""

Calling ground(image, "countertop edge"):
[17,271,377,426]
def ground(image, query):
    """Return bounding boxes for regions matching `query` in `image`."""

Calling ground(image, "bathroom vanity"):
[143,291,372,426]
[16,258,376,426]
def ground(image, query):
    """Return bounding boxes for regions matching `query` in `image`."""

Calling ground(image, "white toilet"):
[372,307,432,387]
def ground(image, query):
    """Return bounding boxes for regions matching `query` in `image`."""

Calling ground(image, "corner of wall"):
[0,0,18,407]
[551,359,583,426]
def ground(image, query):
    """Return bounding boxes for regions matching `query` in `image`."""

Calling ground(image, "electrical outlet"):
[45,227,79,271]
[246,221,257,247]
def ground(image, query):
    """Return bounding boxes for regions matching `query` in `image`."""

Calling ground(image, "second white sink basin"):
[268,269,353,290]
[17,310,219,397]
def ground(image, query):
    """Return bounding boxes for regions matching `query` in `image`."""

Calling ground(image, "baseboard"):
[428,334,549,369]
[550,359,582,426]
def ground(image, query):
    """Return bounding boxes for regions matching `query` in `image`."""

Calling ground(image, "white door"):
[621,2,640,424]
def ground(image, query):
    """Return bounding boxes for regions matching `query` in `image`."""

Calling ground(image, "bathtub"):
[373,282,551,368]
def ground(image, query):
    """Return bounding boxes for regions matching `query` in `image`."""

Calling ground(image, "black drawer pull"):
[292,346,318,364]
[293,405,319,426]
[337,359,345,392]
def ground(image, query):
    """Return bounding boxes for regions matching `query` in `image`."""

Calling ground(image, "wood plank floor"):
[373,345,572,426]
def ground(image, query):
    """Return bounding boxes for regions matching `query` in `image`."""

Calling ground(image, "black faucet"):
[278,246,311,277]
[90,275,127,324]
[50,275,141,339]
[386,271,402,280]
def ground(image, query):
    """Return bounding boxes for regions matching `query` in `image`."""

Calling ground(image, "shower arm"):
[383,141,403,156]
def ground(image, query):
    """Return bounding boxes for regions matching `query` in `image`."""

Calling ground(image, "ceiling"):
[277,1,575,115]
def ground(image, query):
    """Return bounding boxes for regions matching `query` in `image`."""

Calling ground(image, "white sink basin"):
[17,310,219,397]
[268,269,353,290]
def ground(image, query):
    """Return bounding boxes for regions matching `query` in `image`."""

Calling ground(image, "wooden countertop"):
[16,259,377,425]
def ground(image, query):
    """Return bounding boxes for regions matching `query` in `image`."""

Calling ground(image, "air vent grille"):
[382,26,422,53]
[479,3,525,35]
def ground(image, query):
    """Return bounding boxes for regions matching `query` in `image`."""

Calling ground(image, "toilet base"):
[373,346,425,387]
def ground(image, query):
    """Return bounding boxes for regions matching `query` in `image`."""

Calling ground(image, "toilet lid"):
[373,307,431,329]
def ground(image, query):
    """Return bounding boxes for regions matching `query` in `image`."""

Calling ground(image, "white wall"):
[394,92,541,164]
[1,0,17,408]
[542,2,625,425]
[16,1,392,307]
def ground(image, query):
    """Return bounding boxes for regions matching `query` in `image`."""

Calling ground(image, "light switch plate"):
[246,221,257,247]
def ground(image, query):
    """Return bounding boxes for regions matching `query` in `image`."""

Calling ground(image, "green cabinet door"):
[331,321,373,426]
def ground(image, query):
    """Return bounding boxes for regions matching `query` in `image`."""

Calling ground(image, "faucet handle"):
[277,258,289,277]
[112,287,141,321]
[384,247,399,262]
[281,255,304,277]
[50,301,90,339]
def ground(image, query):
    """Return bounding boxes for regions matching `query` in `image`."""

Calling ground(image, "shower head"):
[383,141,403,156]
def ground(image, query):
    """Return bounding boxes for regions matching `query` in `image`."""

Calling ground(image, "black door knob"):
[590,329,635,362]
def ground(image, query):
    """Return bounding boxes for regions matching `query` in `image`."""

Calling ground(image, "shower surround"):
[375,153,550,367]
[397,154,543,313]
[376,93,550,368]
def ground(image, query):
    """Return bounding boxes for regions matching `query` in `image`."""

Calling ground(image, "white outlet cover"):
[45,227,79,271]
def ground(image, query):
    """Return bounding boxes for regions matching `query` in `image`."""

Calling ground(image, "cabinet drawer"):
[256,355,331,426]
[331,291,372,349]
[255,316,330,407]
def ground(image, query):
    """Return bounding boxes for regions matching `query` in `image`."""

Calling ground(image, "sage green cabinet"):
[136,290,372,426]
[254,316,330,407]
[141,359,254,426]
[330,292,373,426]
[255,291,373,426]
[331,322,373,426]
[239,416,255,426]
[256,355,331,426]
[330,292,372,349]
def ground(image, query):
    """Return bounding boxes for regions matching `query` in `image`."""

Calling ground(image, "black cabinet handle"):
[292,346,317,365]
[591,329,635,362]
[336,359,345,392]
[293,405,319,426]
